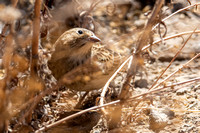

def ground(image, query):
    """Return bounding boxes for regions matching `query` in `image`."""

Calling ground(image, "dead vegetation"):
[0,0,200,132]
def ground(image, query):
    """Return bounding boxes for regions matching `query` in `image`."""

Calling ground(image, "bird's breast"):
[48,53,91,80]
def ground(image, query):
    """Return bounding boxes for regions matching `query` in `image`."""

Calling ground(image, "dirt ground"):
[0,0,200,133]
[45,1,200,133]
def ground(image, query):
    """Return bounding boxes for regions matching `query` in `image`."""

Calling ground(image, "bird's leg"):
[75,91,89,109]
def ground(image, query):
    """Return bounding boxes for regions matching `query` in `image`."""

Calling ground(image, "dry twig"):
[142,30,200,51]
[128,75,200,101]
[153,2,200,30]
[150,52,200,91]
[99,55,132,114]
[149,27,198,90]
[31,0,42,74]
[119,0,165,100]
[35,100,120,132]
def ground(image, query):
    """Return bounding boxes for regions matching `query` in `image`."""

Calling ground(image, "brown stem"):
[99,56,132,115]
[149,27,198,90]
[119,0,165,100]
[11,0,18,7]
[35,100,120,132]
[150,52,200,91]
[128,75,200,101]
[14,84,60,130]
[35,74,200,132]
[31,0,42,74]
[152,3,200,30]
[142,30,200,51]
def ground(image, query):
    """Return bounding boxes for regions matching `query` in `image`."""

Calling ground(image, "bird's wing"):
[91,42,123,74]
[59,58,104,91]
[59,43,125,91]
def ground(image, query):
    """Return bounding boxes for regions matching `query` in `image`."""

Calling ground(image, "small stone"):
[135,79,148,88]
[148,106,175,132]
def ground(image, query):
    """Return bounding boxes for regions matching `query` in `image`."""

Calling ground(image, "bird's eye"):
[78,30,83,34]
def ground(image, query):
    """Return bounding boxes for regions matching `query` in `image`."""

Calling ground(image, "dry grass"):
[0,0,200,132]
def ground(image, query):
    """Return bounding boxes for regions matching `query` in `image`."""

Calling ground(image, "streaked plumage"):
[48,28,123,91]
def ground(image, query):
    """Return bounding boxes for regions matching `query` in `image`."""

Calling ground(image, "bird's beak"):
[89,34,101,42]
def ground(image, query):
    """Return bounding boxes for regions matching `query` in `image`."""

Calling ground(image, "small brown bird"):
[48,28,122,91]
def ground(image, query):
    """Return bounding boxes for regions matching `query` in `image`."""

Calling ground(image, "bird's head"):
[51,28,101,61]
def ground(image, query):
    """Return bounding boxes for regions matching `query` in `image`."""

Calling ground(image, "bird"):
[48,28,123,91]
